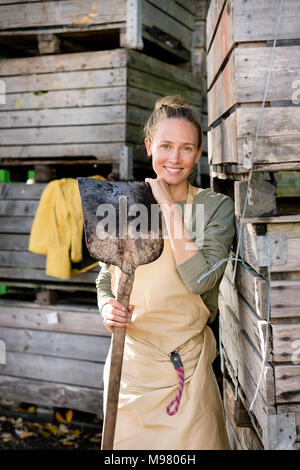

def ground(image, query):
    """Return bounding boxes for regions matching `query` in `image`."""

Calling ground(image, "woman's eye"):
[161,144,169,149]
[183,147,192,152]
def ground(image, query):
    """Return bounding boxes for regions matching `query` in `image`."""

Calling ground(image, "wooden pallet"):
[0,0,195,62]
[0,48,202,179]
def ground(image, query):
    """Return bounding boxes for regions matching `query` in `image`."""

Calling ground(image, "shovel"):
[77,177,164,450]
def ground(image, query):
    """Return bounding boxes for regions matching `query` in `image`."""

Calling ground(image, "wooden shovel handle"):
[101,272,135,450]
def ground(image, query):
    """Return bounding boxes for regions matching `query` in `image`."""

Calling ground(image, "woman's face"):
[144,118,202,185]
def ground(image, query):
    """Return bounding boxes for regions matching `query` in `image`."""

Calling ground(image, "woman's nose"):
[168,148,181,163]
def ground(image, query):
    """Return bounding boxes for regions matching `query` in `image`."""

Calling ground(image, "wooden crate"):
[0,48,202,178]
[0,297,110,416]
[0,0,196,62]
[0,182,100,288]
[206,0,300,175]
[218,257,300,449]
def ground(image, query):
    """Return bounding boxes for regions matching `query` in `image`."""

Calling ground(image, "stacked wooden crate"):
[206,0,300,450]
[0,1,204,417]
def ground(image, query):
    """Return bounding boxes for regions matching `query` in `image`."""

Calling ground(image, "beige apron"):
[103,183,231,450]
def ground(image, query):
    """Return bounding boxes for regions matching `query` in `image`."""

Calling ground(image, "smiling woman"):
[96,95,235,450]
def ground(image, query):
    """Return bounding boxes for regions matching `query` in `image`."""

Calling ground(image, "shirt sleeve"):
[176,195,235,295]
[95,263,115,316]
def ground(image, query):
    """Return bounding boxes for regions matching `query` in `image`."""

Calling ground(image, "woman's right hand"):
[102,298,133,333]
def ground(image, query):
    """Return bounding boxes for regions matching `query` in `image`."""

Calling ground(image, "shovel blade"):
[77,178,164,275]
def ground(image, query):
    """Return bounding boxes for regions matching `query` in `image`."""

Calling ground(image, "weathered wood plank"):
[223,376,264,450]
[270,280,300,318]
[208,47,300,126]
[0,299,108,336]
[0,217,33,233]
[0,0,126,30]
[0,183,45,200]
[0,375,103,417]
[206,0,226,52]
[0,266,98,283]
[224,257,269,320]
[0,200,38,216]
[241,222,300,274]
[0,87,127,112]
[0,234,29,250]
[127,49,201,90]
[272,322,300,363]
[175,0,196,15]
[142,1,192,50]
[0,143,122,160]
[0,106,126,128]
[0,351,104,388]
[0,49,128,76]
[4,69,127,93]
[0,124,126,145]
[146,0,195,31]
[275,365,300,404]
[0,326,110,362]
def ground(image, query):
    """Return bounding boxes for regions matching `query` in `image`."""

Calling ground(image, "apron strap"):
[183,182,194,231]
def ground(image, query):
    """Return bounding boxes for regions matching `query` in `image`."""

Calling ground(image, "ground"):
[0,401,102,450]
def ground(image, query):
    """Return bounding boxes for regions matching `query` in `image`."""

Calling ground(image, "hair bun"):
[154,95,187,111]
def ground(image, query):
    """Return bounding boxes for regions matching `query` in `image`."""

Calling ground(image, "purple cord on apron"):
[166,351,185,416]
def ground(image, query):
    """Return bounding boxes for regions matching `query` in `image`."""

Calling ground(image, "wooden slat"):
[223,376,264,450]
[275,365,300,404]
[0,200,38,216]
[0,105,126,128]
[241,222,300,274]
[0,266,98,283]
[223,258,268,319]
[272,322,300,363]
[128,49,201,90]
[0,216,33,233]
[209,106,300,168]
[0,234,29,250]
[0,143,122,160]
[146,0,195,30]
[0,351,103,388]
[270,280,300,318]
[175,0,196,15]
[0,87,127,111]
[0,299,108,336]
[128,68,201,105]
[0,250,45,269]
[0,124,126,145]
[208,47,300,126]
[0,326,110,362]
[142,1,192,50]
[0,375,103,417]
[4,68,126,93]
[0,0,126,30]
[206,0,226,52]
[0,183,45,199]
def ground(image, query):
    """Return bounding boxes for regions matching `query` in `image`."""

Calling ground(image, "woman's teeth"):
[165,167,182,173]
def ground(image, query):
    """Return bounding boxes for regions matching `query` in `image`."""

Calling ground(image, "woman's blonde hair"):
[143,95,202,149]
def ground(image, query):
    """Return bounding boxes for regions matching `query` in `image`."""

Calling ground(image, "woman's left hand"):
[145,177,174,206]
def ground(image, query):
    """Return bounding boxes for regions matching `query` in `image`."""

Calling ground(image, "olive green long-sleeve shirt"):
[95,188,235,324]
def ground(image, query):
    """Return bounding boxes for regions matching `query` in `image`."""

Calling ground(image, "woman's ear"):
[194,144,203,164]
[144,137,152,157]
